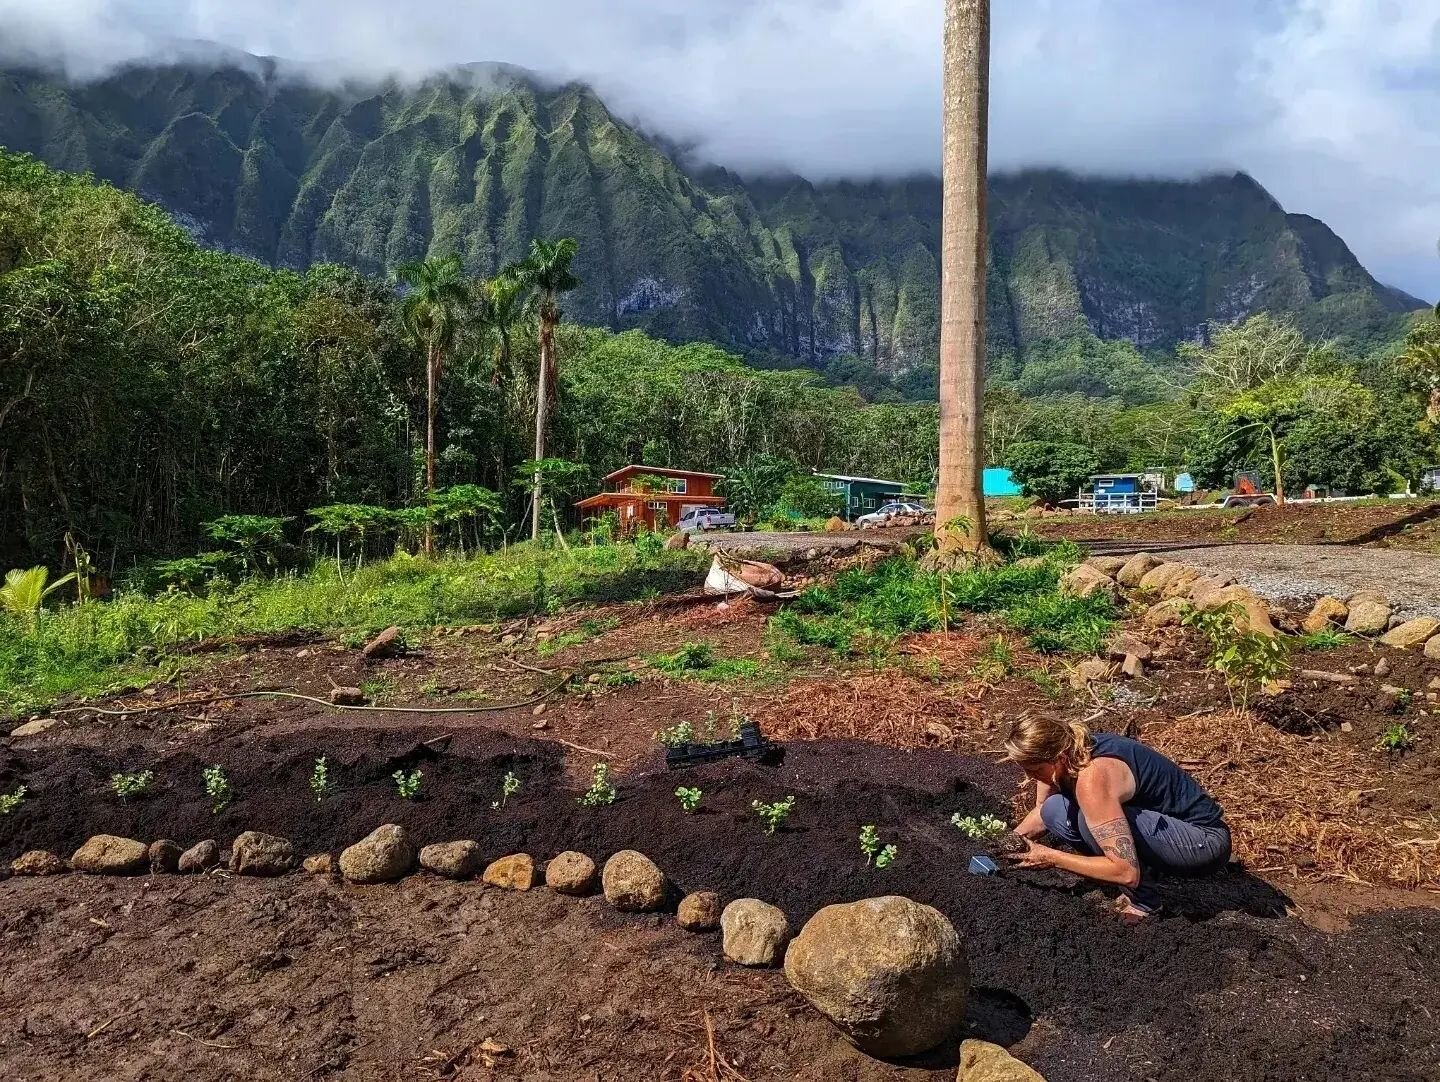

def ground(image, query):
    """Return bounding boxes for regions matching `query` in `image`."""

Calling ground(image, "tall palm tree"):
[928,0,997,568]
[474,273,533,388]
[395,254,469,554]
[508,238,581,541]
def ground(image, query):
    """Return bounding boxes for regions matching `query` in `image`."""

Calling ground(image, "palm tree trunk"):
[425,343,438,555]
[532,318,554,542]
[930,0,997,567]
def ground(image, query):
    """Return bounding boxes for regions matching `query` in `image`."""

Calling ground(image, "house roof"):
[576,492,725,508]
[602,464,726,482]
[813,471,909,487]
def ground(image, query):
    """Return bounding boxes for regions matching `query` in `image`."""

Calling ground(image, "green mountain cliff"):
[0,55,1423,387]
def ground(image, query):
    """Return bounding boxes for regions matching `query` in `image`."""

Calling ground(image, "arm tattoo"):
[1091,817,1140,870]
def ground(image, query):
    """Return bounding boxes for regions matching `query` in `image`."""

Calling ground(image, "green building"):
[815,472,912,521]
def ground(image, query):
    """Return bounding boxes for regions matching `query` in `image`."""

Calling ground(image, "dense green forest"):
[0,57,1425,399]
[2,149,1438,577]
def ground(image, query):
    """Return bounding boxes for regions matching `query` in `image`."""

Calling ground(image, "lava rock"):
[1303,596,1349,633]
[545,851,598,895]
[302,854,335,876]
[11,850,67,876]
[178,839,220,874]
[784,896,969,1058]
[420,841,481,880]
[1345,595,1392,636]
[482,853,536,891]
[678,891,723,932]
[602,850,667,912]
[1379,617,1440,650]
[71,834,150,875]
[722,899,791,965]
[959,1039,1046,1081]
[230,831,298,877]
[362,625,403,659]
[339,824,415,883]
[148,839,182,874]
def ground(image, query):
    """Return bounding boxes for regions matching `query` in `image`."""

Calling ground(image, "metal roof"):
[602,464,726,481]
[813,471,910,487]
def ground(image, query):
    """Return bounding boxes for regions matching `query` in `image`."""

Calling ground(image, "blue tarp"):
[984,467,1023,498]
[1175,472,1195,493]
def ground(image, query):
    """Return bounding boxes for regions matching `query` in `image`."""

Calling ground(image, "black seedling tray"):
[665,720,775,770]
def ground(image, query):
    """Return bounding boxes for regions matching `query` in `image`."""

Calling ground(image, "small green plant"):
[752,796,795,835]
[202,765,232,813]
[110,770,155,802]
[859,824,897,867]
[952,813,1008,840]
[393,768,424,800]
[971,636,1014,682]
[1375,723,1415,752]
[1182,604,1291,709]
[0,785,27,815]
[492,770,521,810]
[653,641,715,674]
[654,721,696,748]
[360,677,392,703]
[1297,628,1352,651]
[600,670,640,689]
[579,762,617,807]
[675,786,703,813]
[875,843,898,868]
[1027,668,1065,699]
[310,757,334,802]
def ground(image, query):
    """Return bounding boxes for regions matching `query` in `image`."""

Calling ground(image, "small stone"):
[531,719,550,730]
[482,853,536,891]
[1427,637,1440,661]
[362,626,403,659]
[545,851,598,895]
[1302,596,1349,634]
[1374,657,1393,678]
[178,839,220,874]
[500,632,521,647]
[531,703,547,717]
[11,850,67,876]
[1143,598,1190,628]
[1107,635,1153,661]
[303,854,335,876]
[1380,618,1440,650]
[339,824,415,883]
[721,899,791,966]
[8,718,57,738]
[958,1039,1046,1081]
[148,839,182,874]
[1070,657,1112,689]
[295,649,311,659]
[230,831,298,877]
[664,531,690,550]
[1429,677,1440,691]
[1121,654,1145,679]
[71,835,150,875]
[1115,553,1162,588]
[330,686,366,706]
[602,850,667,912]
[1340,722,1354,733]
[421,841,482,879]
[1345,597,1392,636]
[678,891,722,932]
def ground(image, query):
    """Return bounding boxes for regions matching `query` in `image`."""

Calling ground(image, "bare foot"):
[1114,897,1155,924]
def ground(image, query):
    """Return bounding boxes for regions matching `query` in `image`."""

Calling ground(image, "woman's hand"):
[1007,838,1060,870]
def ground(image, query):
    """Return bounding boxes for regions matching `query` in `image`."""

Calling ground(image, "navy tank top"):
[1085,733,1224,827]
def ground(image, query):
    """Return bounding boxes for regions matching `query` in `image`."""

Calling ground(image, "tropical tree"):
[929,0,996,568]
[395,254,470,553]
[0,566,76,628]
[475,274,534,388]
[508,239,582,541]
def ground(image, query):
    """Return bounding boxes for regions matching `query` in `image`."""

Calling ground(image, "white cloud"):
[0,0,1435,299]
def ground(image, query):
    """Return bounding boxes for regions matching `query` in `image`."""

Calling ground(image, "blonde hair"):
[1004,716,1093,777]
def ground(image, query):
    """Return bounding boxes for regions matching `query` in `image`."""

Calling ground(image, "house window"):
[647,501,668,512]
[862,497,876,509]
[668,478,687,494]
[825,481,845,492]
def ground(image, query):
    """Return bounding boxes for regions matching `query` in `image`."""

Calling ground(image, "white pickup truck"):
[676,507,737,533]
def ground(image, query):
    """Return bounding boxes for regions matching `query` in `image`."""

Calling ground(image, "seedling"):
[654,721,696,748]
[0,785,26,815]
[971,636,1014,683]
[310,757,334,802]
[952,813,1008,840]
[875,844,898,869]
[492,770,521,809]
[752,796,795,835]
[1375,724,1415,752]
[110,770,155,802]
[1182,604,1291,709]
[202,765,232,813]
[578,762,617,807]
[675,786,703,813]
[393,768,424,800]
[859,824,898,867]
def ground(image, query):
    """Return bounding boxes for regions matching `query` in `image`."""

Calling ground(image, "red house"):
[575,465,727,532]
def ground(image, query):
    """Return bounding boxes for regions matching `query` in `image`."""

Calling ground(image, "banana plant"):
[0,566,78,627]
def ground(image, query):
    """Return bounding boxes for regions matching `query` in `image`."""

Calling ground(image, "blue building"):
[983,467,1023,498]
[1080,474,1158,513]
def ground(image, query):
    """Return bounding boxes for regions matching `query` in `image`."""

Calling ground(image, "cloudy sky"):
[2,0,1437,299]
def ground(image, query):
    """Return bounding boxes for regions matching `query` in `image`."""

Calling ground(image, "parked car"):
[856,501,931,528]
[676,507,737,532]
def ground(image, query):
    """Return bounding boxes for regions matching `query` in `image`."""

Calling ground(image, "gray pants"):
[1041,793,1232,911]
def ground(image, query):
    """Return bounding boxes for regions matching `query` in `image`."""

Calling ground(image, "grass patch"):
[648,641,766,684]
[536,615,622,657]
[1296,628,1353,651]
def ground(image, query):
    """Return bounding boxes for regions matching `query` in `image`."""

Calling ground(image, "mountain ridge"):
[0,53,1424,389]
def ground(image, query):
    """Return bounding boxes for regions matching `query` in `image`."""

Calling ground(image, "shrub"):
[752,796,795,835]
[578,762,618,807]
[110,770,155,802]
[1182,604,1291,708]
[202,765,232,813]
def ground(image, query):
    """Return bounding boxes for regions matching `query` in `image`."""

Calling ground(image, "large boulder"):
[11,850,67,876]
[784,896,969,1058]
[420,841,481,880]
[8,718,56,738]
[1143,598,1190,629]
[230,831,298,877]
[1345,595,1392,636]
[339,824,415,883]
[1379,617,1440,650]
[71,835,149,875]
[1115,553,1162,588]
[545,851,598,895]
[721,899,791,966]
[1159,566,1203,599]
[678,891,722,932]
[362,625,404,659]
[178,839,220,874]
[1137,562,1191,594]
[1192,584,1276,636]
[601,850,667,912]
[482,853,536,891]
[1426,635,1440,661]
[1060,564,1119,602]
[959,1040,1046,1081]
[1083,555,1126,578]
[1302,596,1349,634]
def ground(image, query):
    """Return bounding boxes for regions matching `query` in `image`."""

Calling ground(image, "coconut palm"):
[928,0,998,568]
[507,238,582,541]
[0,566,76,628]
[395,254,470,554]
[474,273,534,388]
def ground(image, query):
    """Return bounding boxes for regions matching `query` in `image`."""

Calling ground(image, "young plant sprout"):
[860,826,898,868]
[675,786,703,813]
[493,770,521,810]
[1375,723,1415,752]
[952,813,1008,840]
[752,796,795,835]
[875,844,898,869]
[578,762,617,807]
[393,768,424,800]
[0,785,26,815]
[654,721,695,748]
[310,757,334,802]
[202,765,232,814]
[110,770,155,803]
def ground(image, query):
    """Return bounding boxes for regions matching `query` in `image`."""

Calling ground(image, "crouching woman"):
[1004,716,1231,920]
